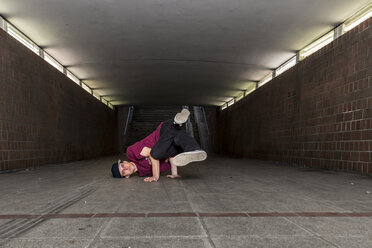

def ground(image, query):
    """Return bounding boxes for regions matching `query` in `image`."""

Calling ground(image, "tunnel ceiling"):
[0,0,369,106]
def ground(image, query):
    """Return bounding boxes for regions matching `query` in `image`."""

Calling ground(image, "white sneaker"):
[174,109,190,125]
[173,150,207,166]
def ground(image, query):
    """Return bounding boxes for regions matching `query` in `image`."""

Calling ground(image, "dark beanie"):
[111,161,123,178]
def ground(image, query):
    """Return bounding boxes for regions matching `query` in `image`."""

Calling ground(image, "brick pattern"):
[216,18,372,174]
[204,107,218,153]
[0,29,118,171]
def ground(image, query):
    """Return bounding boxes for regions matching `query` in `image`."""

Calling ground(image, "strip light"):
[102,98,108,105]
[44,52,64,73]
[0,16,6,31]
[82,82,92,94]
[236,92,244,102]
[227,98,235,107]
[93,90,100,100]
[275,56,296,76]
[67,71,80,85]
[7,24,39,54]
[258,72,273,87]
[299,31,334,60]
[344,3,372,32]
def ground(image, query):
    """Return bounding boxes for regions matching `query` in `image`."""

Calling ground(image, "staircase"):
[123,105,209,153]
[187,107,201,143]
[124,106,195,150]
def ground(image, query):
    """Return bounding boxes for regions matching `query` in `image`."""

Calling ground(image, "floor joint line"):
[180,180,216,248]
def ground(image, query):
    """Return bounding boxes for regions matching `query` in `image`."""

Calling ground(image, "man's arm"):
[140,147,160,181]
[140,147,151,157]
[167,157,181,179]
[144,155,160,182]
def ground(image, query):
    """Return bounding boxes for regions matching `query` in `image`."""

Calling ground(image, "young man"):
[111,109,207,182]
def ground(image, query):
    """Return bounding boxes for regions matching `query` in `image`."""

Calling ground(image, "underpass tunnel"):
[0,1,371,247]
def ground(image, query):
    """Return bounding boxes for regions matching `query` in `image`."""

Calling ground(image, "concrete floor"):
[0,155,371,248]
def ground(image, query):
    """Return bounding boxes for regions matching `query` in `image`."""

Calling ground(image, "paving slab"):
[117,200,193,213]
[91,237,212,248]
[101,217,205,238]
[20,218,107,238]
[257,194,345,212]
[286,217,372,237]
[322,236,372,248]
[60,200,120,214]
[186,193,269,212]
[323,200,372,212]
[202,217,311,236]
[211,236,335,248]
[0,238,92,248]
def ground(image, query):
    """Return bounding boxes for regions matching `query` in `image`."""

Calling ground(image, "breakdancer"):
[111,109,207,182]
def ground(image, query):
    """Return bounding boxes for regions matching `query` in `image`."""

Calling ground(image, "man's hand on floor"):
[144,176,159,182]
[166,174,181,179]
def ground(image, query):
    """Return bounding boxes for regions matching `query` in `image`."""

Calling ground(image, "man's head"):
[111,160,136,178]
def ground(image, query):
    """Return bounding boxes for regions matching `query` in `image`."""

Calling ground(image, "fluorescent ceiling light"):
[0,16,6,31]
[7,24,39,54]
[236,92,244,102]
[245,82,257,95]
[44,52,63,73]
[344,3,372,32]
[93,90,100,100]
[81,82,92,94]
[299,31,334,60]
[66,70,80,85]
[235,82,257,102]
[276,56,296,76]
[227,98,235,107]
[258,72,273,87]
[221,103,227,110]
[101,98,108,105]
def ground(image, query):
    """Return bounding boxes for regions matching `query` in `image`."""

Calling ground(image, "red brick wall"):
[203,106,218,153]
[0,29,118,171]
[216,18,372,174]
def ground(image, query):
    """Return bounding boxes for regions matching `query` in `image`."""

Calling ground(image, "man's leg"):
[150,120,183,160]
[172,132,207,166]
[174,132,201,152]
[151,108,207,165]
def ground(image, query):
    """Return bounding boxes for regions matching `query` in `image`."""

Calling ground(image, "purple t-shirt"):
[126,122,171,177]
